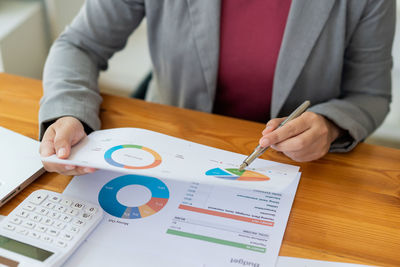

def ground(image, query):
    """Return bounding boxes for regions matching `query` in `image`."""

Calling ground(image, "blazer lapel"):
[186,0,221,104]
[271,0,336,117]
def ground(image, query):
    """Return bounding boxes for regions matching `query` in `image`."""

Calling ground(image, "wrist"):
[324,117,344,144]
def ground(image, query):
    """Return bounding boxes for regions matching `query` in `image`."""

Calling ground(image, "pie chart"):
[205,168,270,181]
[104,145,162,169]
[98,174,169,219]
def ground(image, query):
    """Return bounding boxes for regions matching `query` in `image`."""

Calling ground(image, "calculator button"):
[3,224,15,231]
[60,198,73,207]
[49,211,60,219]
[43,218,54,226]
[61,233,73,241]
[66,208,79,216]
[73,219,85,227]
[54,222,65,230]
[67,226,80,234]
[10,217,22,225]
[36,225,47,232]
[48,228,60,236]
[44,201,55,210]
[85,206,98,214]
[80,213,92,220]
[29,192,48,205]
[61,215,72,223]
[29,232,40,239]
[71,202,85,210]
[30,214,42,222]
[23,204,36,211]
[55,205,67,213]
[16,210,29,218]
[56,240,67,248]
[49,195,61,203]
[38,208,49,216]
[41,235,53,243]
[22,221,36,229]
[16,228,28,235]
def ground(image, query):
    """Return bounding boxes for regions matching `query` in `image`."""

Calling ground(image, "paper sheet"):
[62,170,301,267]
[42,128,300,192]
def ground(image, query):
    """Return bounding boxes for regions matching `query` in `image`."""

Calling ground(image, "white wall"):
[44,0,84,41]
[44,0,152,97]
[0,0,48,78]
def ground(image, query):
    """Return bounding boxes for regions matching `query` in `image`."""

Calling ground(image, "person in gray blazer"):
[39,0,395,175]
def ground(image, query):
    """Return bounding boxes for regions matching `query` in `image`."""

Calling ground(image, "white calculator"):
[0,189,103,266]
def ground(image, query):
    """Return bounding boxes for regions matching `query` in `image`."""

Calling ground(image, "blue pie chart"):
[98,175,169,219]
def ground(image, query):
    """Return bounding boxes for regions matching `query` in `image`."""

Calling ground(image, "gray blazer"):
[40,0,395,152]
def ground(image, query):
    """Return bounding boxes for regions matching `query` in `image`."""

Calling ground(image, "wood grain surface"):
[0,73,399,266]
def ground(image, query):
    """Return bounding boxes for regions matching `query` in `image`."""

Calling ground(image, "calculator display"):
[0,235,53,262]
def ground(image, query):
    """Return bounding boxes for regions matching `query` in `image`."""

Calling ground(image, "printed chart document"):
[63,170,300,267]
[44,128,302,266]
[42,128,300,191]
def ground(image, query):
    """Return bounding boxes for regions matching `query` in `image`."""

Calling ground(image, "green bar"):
[123,144,142,149]
[166,229,266,253]
[226,168,245,176]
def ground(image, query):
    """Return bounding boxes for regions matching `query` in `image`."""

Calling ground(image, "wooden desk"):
[1,73,399,266]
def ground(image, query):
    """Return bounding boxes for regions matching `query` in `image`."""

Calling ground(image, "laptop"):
[0,126,45,207]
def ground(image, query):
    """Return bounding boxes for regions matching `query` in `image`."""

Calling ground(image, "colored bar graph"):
[166,229,266,253]
[179,205,274,227]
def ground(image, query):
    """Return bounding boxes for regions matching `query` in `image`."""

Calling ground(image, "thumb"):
[53,126,75,159]
[40,127,56,157]
[53,117,87,159]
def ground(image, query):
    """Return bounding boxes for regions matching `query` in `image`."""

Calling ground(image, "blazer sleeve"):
[308,0,396,152]
[39,0,145,139]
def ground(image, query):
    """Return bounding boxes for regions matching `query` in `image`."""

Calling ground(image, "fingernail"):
[260,138,270,147]
[84,167,94,173]
[57,148,67,158]
[65,165,75,171]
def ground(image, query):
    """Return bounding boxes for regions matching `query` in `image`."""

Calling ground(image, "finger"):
[53,126,76,159]
[42,161,76,173]
[259,116,310,147]
[274,131,329,162]
[60,166,97,176]
[262,117,286,135]
[39,127,56,157]
[282,148,324,162]
[271,126,316,152]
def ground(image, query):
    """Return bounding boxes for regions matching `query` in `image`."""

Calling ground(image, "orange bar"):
[179,205,274,227]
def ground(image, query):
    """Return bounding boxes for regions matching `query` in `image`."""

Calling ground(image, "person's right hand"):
[39,116,96,175]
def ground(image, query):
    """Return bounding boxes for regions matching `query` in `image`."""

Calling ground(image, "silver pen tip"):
[238,163,247,172]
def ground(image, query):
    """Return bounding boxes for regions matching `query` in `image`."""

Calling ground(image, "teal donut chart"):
[104,145,162,169]
[98,175,169,219]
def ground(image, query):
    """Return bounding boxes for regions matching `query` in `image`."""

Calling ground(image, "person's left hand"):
[259,112,343,162]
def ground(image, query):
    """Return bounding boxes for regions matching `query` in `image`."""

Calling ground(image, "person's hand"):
[39,116,96,175]
[259,112,342,162]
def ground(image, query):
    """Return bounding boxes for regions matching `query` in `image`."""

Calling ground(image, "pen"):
[238,100,311,171]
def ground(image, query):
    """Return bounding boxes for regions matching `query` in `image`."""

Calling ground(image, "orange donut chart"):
[104,145,162,169]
